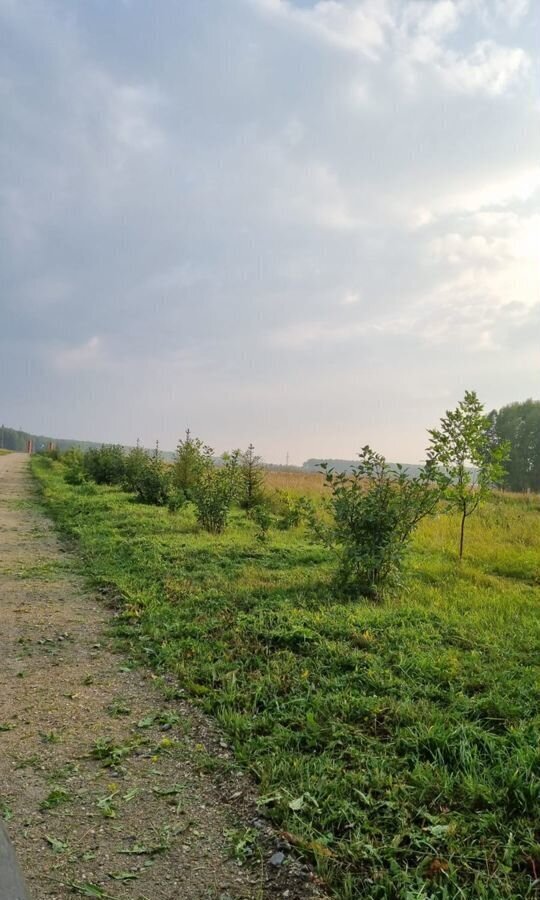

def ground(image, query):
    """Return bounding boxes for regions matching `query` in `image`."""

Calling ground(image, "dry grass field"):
[264,468,326,496]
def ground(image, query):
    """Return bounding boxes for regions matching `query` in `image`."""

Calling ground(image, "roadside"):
[0,453,321,900]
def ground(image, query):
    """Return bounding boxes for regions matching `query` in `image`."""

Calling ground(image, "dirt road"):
[0,453,319,900]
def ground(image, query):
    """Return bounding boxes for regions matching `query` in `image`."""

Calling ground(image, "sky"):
[1,0,539,464]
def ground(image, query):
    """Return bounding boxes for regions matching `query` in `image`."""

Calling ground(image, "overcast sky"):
[1,0,538,463]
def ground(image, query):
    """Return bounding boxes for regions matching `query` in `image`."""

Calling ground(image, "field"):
[265,469,327,496]
[31,459,540,899]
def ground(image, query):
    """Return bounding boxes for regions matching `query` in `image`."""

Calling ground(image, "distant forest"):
[489,400,540,492]
[2,399,539,492]
[304,400,540,494]
[0,425,102,454]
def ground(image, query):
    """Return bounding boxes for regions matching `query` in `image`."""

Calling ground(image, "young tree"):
[173,429,213,499]
[123,440,149,492]
[192,450,241,534]
[84,445,126,485]
[427,390,510,559]
[132,443,171,506]
[317,447,441,600]
[240,443,265,513]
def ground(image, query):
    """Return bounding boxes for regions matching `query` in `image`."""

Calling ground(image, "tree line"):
[489,399,540,492]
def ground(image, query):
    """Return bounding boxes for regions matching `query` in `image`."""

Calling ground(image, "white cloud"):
[54,337,104,372]
[268,156,364,229]
[341,290,361,305]
[250,0,393,58]
[437,39,528,95]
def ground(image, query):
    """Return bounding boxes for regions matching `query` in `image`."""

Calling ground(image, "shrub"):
[275,491,313,530]
[123,443,149,492]
[192,451,241,534]
[62,448,87,486]
[251,503,275,542]
[42,447,60,460]
[173,430,213,499]
[317,446,441,600]
[132,453,171,506]
[167,488,186,513]
[239,444,265,513]
[84,445,126,485]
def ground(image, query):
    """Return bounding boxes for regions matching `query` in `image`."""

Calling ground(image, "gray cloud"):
[1,0,538,462]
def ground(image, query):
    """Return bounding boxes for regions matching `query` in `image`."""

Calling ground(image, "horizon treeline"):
[3,398,539,492]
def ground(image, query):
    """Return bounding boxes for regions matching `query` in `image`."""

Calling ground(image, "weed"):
[96,790,118,818]
[224,827,259,863]
[0,800,13,821]
[39,787,72,810]
[40,730,61,744]
[45,835,69,853]
[106,700,132,718]
[90,738,134,768]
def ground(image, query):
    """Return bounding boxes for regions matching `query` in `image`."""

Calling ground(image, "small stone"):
[269,851,285,867]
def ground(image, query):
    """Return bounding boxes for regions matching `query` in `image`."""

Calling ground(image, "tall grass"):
[32,457,540,899]
[265,469,326,496]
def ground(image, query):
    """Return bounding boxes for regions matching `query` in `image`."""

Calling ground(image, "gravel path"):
[0,453,322,900]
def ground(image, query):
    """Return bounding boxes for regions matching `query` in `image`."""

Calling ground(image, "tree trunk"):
[459,509,466,560]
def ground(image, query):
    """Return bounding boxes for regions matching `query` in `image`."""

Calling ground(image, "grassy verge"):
[0,449,12,456]
[31,457,540,898]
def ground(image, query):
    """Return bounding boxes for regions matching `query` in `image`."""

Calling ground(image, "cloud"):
[250,0,394,58]
[1,0,539,462]
[436,39,528,95]
[54,337,104,372]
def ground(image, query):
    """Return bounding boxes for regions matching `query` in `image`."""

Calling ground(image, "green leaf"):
[45,835,68,853]
[152,784,183,796]
[108,871,139,881]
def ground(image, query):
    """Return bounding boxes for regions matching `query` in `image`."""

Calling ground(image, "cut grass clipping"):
[32,457,540,899]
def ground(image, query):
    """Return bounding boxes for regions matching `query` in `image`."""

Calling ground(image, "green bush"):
[62,448,87,486]
[132,454,171,506]
[167,488,186,513]
[251,502,275,541]
[84,445,126,485]
[123,444,149,492]
[173,430,213,500]
[275,491,313,530]
[192,451,241,534]
[318,446,441,600]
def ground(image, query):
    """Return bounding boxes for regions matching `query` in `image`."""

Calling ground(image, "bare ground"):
[0,454,324,900]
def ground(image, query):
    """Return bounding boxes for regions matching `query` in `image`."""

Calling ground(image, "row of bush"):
[56,434,309,536]
[47,391,510,600]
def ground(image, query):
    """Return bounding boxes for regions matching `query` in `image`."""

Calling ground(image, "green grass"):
[31,457,540,898]
[0,449,12,456]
